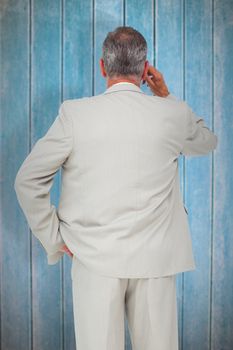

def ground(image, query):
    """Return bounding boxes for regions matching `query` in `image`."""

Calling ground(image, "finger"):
[61,245,70,253]
[65,248,73,256]
[147,65,157,75]
[145,74,155,86]
[145,76,166,96]
[145,74,157,90]
[147,66,162,81]
[146,75,165,92]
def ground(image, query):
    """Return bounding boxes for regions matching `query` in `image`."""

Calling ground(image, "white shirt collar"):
[111,82,137,86]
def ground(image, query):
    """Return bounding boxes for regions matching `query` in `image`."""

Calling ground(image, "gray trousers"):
[71,255,179,350]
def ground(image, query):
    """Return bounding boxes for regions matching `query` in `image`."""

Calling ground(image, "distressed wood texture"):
[156,1,185,348]
[0,0,232,349]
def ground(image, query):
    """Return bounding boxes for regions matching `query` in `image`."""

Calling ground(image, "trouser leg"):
[71,256,127,350]
[125,274,179,350]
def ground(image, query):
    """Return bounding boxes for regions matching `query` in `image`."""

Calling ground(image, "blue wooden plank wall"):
[0,1,232,349]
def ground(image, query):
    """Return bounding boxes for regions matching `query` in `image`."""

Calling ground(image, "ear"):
[141,60,149,81]
[99,58,107,77]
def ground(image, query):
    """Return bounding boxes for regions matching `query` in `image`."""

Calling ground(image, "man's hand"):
[59,244,73,258]
[143,65,170,97]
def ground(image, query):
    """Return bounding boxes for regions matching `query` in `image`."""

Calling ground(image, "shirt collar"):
[103,81,145,95]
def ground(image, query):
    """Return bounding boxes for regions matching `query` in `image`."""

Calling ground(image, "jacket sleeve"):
[180,103,218,156]
[14,101,73,265]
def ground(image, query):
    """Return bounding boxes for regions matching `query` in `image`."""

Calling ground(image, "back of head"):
[102,26,147,79]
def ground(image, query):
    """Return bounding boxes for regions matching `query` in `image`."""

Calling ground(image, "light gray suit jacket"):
[14,82,218,278]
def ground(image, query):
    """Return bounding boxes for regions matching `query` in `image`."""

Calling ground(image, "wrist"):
[153,89,170,97]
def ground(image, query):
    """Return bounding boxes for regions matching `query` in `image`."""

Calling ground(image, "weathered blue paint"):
[63,1,93,349]
[0,1,31,350]
[184,1,214,349]
[0,0,232,349]
[213,1,233,350]
[31,1,64,350]
[156,1,185,348]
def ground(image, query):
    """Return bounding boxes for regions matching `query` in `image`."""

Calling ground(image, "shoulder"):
[62,94,102,106]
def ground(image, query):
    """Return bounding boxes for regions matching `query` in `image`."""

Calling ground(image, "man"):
[14,26,218,350]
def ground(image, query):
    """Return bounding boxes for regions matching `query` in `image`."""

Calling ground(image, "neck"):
[107,76,141,88]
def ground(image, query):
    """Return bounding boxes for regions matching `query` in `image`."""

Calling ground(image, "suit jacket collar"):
[103,82,145,95]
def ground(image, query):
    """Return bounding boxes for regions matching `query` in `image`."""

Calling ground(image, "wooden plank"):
[213,0,233,349]
[184,0,213,349]
[94,0,123,95]
[156,0,185,347]
[63,0,93,100]
[0,1,31,349]
[31,1,63,349]
[125,2,155,348]
[124,2,154,348]
[63,0,93,349]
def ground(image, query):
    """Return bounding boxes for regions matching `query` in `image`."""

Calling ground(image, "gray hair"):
[102,26,147,79]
